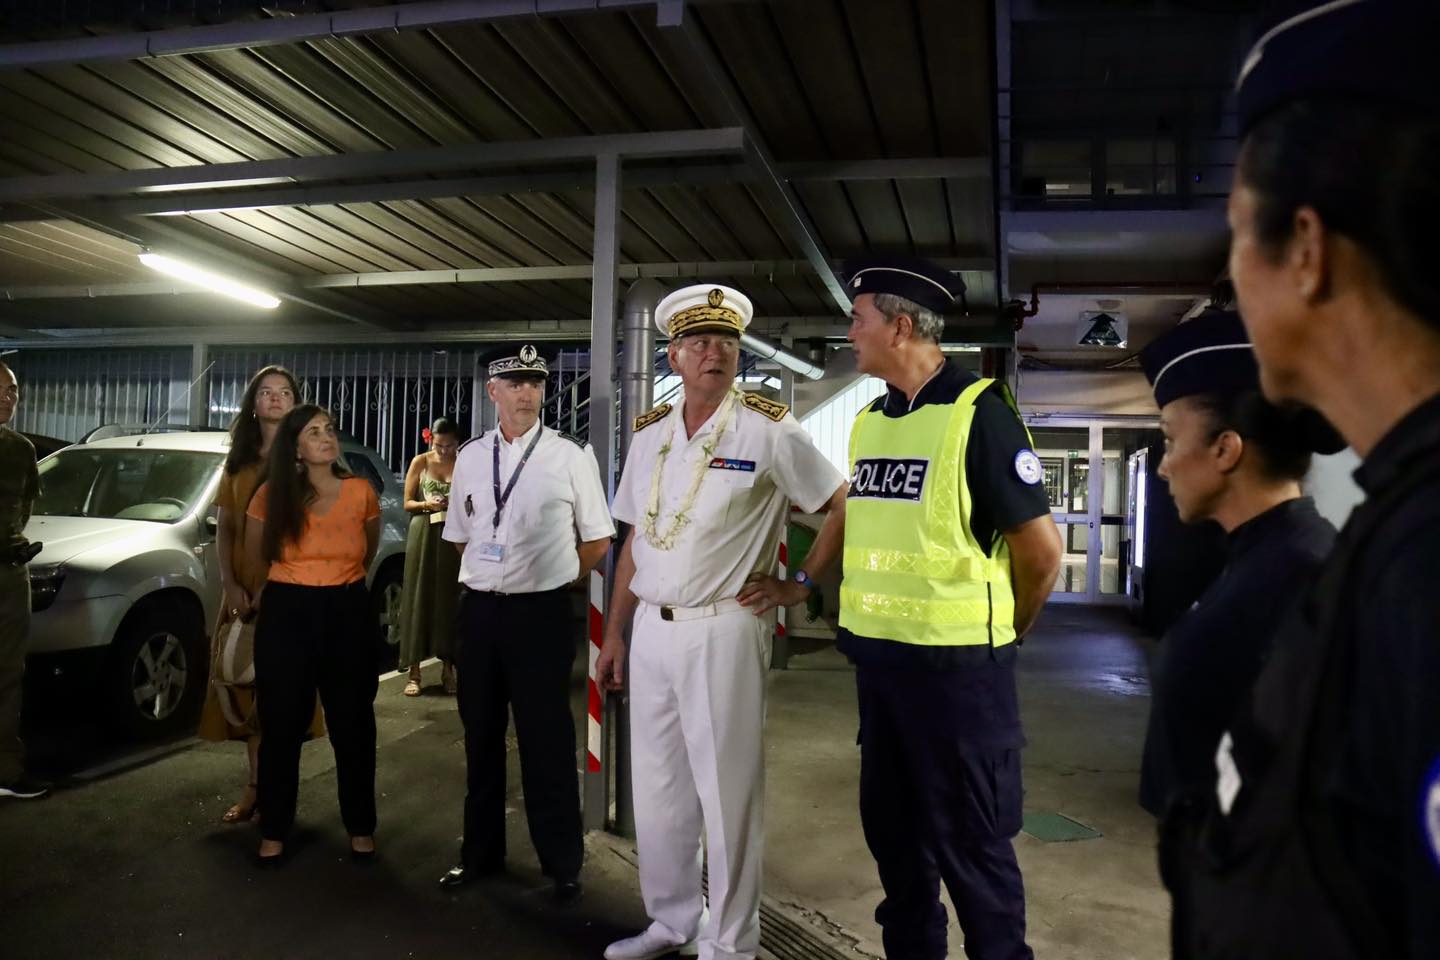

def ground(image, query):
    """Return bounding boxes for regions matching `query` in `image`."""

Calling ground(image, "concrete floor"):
[765,604,1168,960]
[1,603,1167,959]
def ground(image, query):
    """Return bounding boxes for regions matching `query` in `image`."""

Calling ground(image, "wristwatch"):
[792,569,815,593]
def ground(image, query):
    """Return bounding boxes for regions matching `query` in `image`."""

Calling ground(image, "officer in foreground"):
[835,256,1061,960]
[0,361,47,801]
[440,346,615,903]
[596,284,847,960]
[1165,2,1440,957]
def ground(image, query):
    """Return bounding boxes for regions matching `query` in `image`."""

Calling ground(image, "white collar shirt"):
[443,420,615,594]
[612,391,844,608]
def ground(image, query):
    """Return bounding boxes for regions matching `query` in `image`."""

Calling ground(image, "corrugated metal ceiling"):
[0,0,1000,341]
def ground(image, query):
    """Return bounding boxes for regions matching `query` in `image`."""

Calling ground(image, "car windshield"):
[35,448,222,523]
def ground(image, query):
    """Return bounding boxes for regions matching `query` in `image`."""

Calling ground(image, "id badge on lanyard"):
[481,426,543,563]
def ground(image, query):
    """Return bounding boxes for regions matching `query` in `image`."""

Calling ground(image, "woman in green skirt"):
[397,418,462,695]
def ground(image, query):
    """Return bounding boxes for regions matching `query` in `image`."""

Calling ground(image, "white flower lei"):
[642,387,741,550]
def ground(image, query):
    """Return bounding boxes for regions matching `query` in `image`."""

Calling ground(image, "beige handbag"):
[213,618,256,728]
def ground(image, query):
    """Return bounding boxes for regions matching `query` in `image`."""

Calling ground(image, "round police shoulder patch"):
[1424,758,1440,868]
[1014,449,1043,486]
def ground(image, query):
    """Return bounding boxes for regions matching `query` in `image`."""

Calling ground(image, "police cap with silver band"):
[843,255,967,316]
[1140,310,1345,454]
[1140,311,1259,410]
[1236,0,1440,134]
[654,284,753,340]
[487,343,548,379]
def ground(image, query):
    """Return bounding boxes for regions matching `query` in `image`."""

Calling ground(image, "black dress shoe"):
[438,861,503,888]
[552,878,583,904]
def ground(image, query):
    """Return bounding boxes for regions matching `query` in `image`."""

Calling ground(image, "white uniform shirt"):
[443,421,615,593]
[612,393,843,608]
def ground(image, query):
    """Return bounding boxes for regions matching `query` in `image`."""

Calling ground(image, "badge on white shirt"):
[478,541,505,563]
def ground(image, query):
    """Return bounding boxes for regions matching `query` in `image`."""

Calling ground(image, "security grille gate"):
[6,348,191,442]
[9,346,592,476]
[207,347,482,475]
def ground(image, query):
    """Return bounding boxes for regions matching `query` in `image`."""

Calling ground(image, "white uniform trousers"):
[629,600,772,960]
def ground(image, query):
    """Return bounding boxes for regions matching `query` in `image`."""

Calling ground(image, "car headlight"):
[29,563,66,614]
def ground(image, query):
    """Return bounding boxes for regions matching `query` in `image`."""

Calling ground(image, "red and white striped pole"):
[774,539,788,668]
[586,569,605,775]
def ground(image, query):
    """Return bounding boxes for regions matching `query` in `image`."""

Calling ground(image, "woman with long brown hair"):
[197,365,321,823]
[245,404,381,866]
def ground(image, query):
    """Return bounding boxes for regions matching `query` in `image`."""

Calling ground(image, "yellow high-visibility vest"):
[839,377,1018,650]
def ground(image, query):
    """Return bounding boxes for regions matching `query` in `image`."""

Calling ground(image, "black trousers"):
[255,580,379,843]
[455,586,582,881]
[856,666,1033,960]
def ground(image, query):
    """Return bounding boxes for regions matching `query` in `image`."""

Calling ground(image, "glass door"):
[1028,421,1158,604]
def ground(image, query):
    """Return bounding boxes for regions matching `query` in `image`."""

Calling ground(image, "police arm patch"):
[1424,757,1440,869]
[1014,449,1043,485]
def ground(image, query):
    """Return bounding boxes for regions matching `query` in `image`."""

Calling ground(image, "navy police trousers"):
[856,665,1033,960]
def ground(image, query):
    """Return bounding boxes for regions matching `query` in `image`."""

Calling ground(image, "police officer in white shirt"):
[597,286,849,960]
[439,345,615,903]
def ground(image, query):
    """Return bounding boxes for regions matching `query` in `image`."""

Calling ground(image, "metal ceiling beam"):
[0,129,747,204]
[661,14,851,315]
[0,0,702,70]
[0,155,989,223]
[0,258,993,300]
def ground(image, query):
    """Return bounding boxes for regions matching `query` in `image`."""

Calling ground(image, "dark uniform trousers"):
[456,585,583,881]
[857,665,1032,960]
[255,580,379,842]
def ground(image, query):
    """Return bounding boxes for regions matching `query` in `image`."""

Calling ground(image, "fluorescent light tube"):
[138,252,281,309]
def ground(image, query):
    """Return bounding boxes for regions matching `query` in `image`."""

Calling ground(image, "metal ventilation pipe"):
[740,331,825,380]
[619,278,663,461]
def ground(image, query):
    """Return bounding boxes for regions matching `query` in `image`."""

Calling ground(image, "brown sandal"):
[222,783,258,823]
[403,679,422,697]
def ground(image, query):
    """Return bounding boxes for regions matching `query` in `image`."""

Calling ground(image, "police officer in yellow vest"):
[836,257,1062,960]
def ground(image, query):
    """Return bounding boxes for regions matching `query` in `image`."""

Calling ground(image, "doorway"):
[1027,419,1157,605]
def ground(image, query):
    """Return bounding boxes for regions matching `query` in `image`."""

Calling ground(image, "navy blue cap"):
[1141,311,1258,409]
[843,256,966,315]
[1237,0,1440,134]
[1142,310,1346,454]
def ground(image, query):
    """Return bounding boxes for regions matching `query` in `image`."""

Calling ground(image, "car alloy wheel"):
[130,630,188,721]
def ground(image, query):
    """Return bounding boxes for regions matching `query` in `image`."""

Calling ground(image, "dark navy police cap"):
[1141,311,1258,410]
[1141,310,1345,454]
[1237,0,1440,134]
[843,256,966,315]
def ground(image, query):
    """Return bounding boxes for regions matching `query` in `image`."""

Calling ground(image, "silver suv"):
[22,429,408,740]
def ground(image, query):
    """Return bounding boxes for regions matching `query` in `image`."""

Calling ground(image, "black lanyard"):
[492,425,544,533]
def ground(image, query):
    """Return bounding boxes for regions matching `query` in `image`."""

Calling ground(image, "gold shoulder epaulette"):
[633,403,672,433]
[741,393,788,422]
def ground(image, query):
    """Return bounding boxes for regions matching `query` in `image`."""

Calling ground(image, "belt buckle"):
[660,606,675,621]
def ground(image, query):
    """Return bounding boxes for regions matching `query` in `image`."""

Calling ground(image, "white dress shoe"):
[602,925,699,960]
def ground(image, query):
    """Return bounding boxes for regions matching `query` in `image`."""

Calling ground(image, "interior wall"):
[1016,368,1158,417]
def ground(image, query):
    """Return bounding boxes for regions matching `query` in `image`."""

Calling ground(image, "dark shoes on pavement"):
[438,860,504,888]
[0,775,51,800]
[438,861,579,902]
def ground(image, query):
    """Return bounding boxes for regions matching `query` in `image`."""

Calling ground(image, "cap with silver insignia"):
[487,343,549,379]
[842,255,967,315]
[1236,0,1440,134]
[655,284,753,339]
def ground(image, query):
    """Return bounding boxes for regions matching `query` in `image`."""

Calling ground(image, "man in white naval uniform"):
[440,345,615,903]
[597,285,848,960]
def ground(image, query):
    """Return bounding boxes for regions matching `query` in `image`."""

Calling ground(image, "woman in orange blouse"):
[246,404,381,866]
[197,365,323,823]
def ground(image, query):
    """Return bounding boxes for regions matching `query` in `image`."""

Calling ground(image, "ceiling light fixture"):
[138,251,281,309]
